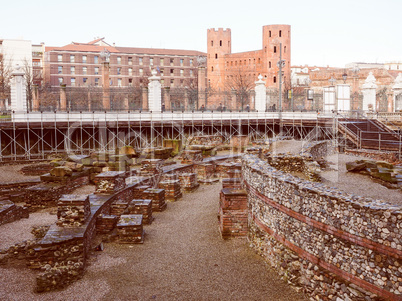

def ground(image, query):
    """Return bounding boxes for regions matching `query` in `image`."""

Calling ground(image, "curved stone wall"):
[25,154,241,292]
[243,155,401,300]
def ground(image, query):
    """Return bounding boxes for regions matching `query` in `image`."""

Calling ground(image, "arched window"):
[273,76,277,83]
[215,53,218,59]
[284,46,287,53]
[211,40,213,46]
[269,61,271,68]
[220,40,222,46]
[279,30,282,37]
[269,31,271,37]
[274,46,277,53]
[211,66,214,72]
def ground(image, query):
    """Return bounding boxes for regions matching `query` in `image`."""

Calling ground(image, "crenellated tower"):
[262,24,291,88]
[207,28,231,90]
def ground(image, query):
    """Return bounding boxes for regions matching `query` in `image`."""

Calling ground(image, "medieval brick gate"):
[0,111,345,161]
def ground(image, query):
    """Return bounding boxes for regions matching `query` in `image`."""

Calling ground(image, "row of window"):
[57,54,194,66]
[268,30,289,38]
[57,66,194,76]
[210,40,230,47]
[58,77,192,87]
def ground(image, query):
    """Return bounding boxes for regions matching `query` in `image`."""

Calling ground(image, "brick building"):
[207,25,291,91]
[44,38,206,89]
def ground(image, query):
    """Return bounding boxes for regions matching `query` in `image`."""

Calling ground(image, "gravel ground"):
[321,153,402,205]
[72,184,96,195]
[0,164,39,183]
[0,209,57,250]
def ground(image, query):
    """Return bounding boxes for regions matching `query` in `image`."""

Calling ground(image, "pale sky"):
[1,0,401,67]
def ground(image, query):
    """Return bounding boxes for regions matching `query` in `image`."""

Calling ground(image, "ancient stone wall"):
[0,200,29,225]
[263,153,321,182]
[302,140,336,160]
[25,175,89,210]
[345,148,401,164]
[243,155,401,300]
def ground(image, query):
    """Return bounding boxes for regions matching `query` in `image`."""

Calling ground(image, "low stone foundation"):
[116,214,144,244]
[24,174,89,210]
[143,188,166,212]
[178,173,199,192]
[127,200,153,224]
[222,178,242,189]
[159,180,182,201]
[346,148,402,164]
[96,214,118,234]
[0,199,29,225]
[56,195,90,227]
[218,188,248,239]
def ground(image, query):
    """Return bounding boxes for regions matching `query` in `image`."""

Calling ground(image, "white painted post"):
[336,84,351,111]
[392,73,402,112]
[10,65,27,112]
[254,75,267,112]
[362,72,377,111]
[148,69,162,112]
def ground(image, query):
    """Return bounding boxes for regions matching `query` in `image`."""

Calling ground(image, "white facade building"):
[0,39,33,71]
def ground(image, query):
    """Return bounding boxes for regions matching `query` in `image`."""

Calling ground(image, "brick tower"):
[262,25,291,87]
[207,28,231,90]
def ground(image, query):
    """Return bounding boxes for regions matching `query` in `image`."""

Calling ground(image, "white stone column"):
[10,65,27,112]
[323,86,336,111]
[336,84,351,111]
[254,75,267,112]
[392,73,402,112]
[362,72,377,111]
[148,69,162,112]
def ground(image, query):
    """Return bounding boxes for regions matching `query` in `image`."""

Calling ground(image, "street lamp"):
[277,43,285,137]
[329,76,336,86]
[342,70,348,84]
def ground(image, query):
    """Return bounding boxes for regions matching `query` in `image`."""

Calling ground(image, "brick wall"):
[243,155,401,301]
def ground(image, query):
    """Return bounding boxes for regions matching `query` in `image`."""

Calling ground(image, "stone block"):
[50,166,73,177]
[94,171,126,194]
[116,214,144,243]
[178,173,199,192]
[222,178,242,189]
[56,194,90,227]
[158,180,182,201]
[110,199,131,216]
[96,214,118,234]
[346,161,367,172]
[143,188,166,211]
[133,185,151,199]
[118,146,138,157]
[181,150,203,164]
[127,199,153,224]
[196,163,215,180]
[218,188,248,239]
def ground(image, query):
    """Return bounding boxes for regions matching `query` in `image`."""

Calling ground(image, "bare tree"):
[224,67,254,110]
[0,53,11,110]
[37,82,59,111]
[22,59,42,111]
